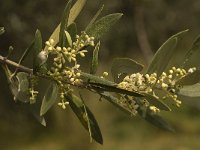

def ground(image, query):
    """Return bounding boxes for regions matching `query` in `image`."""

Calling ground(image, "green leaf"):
[89,82,143,97]
[6,71,30,103]
[59,0,72,47]
[86,5,104,30]
[90,41,100,74]
[40,83,59,116]
[33,29,43,73]
[138,108,175,132]
[176,70,200,85]
[65,93,103,144]
[28,102,46,127]
[101,92,174,132]
[64,30,73,47]
[67,23,77,42]
[146,30,189,76]
[80,72,116,86]
[0,27,5,35]
[182,34,200,67]
[179,83,200,97]
[143,93,171,111]
[111,58,144,83]
[86,13,123,40]
[100,92,131,114]
[44,0,87,51]
[19,41,34,65]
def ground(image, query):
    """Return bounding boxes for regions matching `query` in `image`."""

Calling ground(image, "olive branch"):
[1,0,200,145]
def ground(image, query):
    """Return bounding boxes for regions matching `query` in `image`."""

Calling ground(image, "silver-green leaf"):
[86,13,123,40]
[40,83,59,116]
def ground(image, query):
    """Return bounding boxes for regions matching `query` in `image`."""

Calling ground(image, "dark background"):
[1,0,200,149]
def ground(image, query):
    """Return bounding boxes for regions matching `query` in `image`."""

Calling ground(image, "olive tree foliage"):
[1,0,200,144]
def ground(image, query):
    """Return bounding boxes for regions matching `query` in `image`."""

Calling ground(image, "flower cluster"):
[29,76,39,104]
[44,31,95,109]
[117,67,197,114]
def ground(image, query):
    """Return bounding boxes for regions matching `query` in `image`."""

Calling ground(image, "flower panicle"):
[43,31,96,110]
[117,66,197,115]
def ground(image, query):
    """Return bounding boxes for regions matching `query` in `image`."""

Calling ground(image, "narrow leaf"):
[86,13,123,40]
[111,58,144,83]
[19,41,34,65]
[179,83,200,97]
[28,102,46,126]
[44,0,87,51]
[86,5,104,30]
[89,82,143,97]
[40,83,59,116]
[79,94,92,142]
[6,71,30,103]
[65,93,103,144]
[138,108,175,132]
[13,41,34,76]
[90,41,100,74]
[65,30,73,47]
[59,0,72,47]
[33,29,43,73]
[182,34,200,67]
[80,72,116,86]
[100,92,131,114]
[147,30,189,76]
[67,23,77,42]
[176,70,200,85]
[143,93,171,111]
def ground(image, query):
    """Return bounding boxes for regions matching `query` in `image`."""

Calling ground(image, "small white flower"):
[103,72,109,77]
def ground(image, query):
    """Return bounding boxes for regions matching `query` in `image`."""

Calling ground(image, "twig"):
[0,55,33,74]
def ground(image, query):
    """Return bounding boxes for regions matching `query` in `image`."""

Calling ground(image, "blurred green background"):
[1,0,200,149]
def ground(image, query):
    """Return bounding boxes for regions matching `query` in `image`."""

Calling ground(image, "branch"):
[0,55,33,74]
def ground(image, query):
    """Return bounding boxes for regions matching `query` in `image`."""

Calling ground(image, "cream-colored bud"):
[56,46,62,51]
[90,41,95,46]
[60,94,64,99]
[58,102,62,106]
[62,104,66,109]
[45,41,50,46]
[72,57,76,61]
[75,64,80,68]
[75,79,80,84]
[168,75,172,79]
[162,72,167,76]
[50,39,54,44]
[76,72,81,77]
[71,49,76,53]
[58,64,62,69]
[145,74,150,79]
[173,95,178,99]
[169,70,173,74]
[177,68,181,72]
[48,46,53,51]
[64,101,69,105]
[90,37,95,40]
[63,47,67,51]
[72,54,76,57]
[80,43,84,47]
[103,72,109,77]
[70,78,75,82]
[80,52,85,57]
[161,83,168,88]
[76,35,79,39]
[172,67,176,70]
